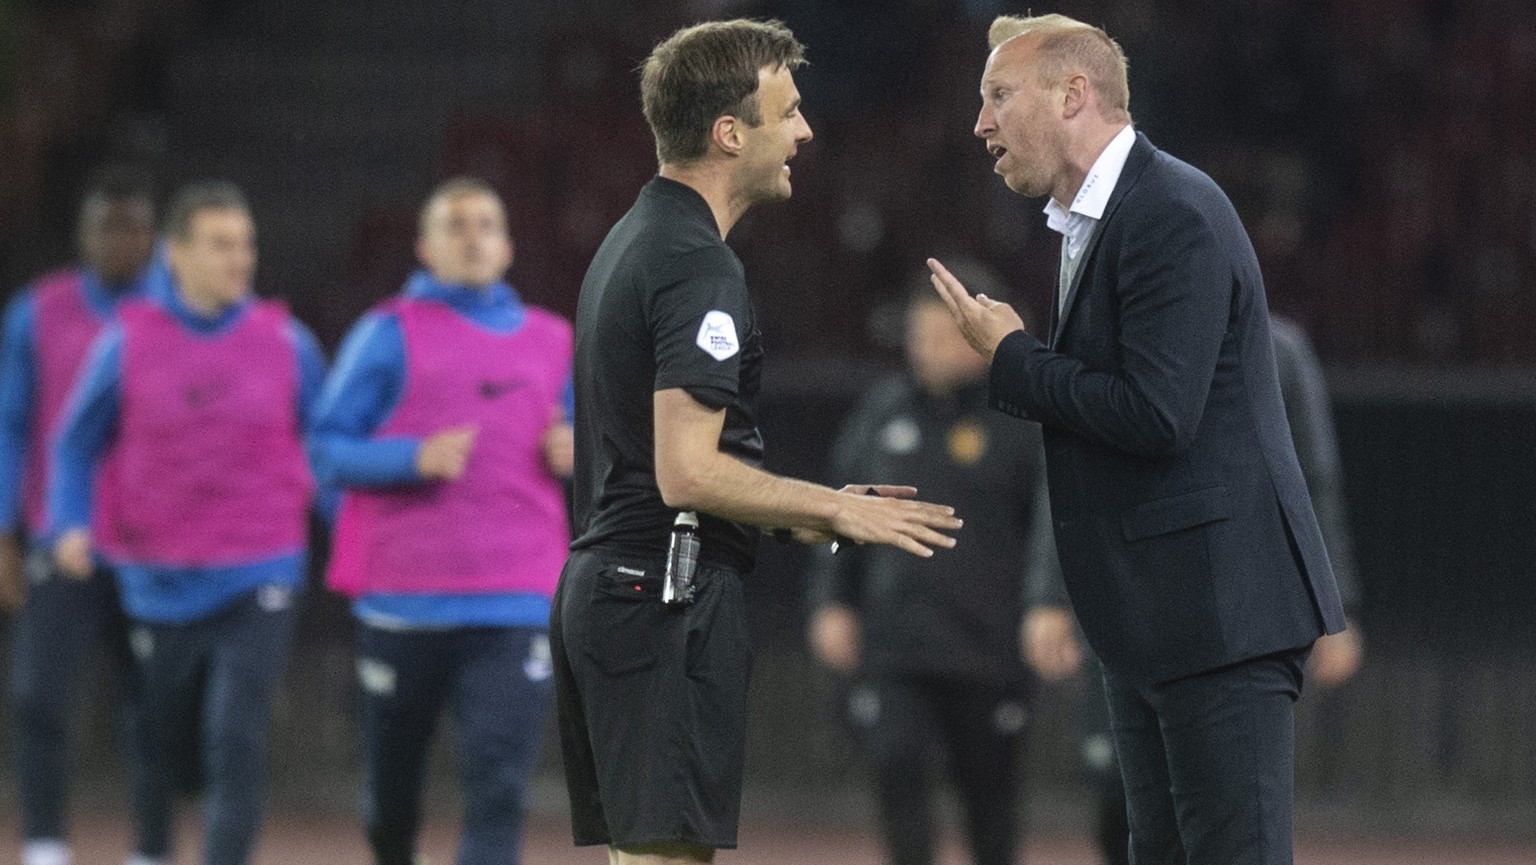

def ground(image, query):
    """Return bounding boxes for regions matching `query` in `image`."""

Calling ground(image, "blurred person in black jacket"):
[808,259,1060,865]
[1024,315,1364,865]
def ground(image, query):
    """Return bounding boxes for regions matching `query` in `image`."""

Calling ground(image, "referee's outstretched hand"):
[830,484,961,558]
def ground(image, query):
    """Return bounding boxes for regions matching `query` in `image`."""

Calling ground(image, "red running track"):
[3,812,1534,865]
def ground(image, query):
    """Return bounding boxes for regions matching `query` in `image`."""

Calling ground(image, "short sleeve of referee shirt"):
[649,245,754,411]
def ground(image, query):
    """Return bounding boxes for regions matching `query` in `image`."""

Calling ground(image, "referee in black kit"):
[549,19,963,865]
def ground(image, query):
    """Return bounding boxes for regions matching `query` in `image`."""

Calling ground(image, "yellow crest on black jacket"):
[947,419,987,465]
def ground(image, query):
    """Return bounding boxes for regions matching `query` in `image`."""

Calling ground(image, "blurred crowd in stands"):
[4,0,1534,363]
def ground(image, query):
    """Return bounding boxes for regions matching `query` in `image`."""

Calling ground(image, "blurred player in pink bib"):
[49,181,325,865]
[0,168,157,865]
[311,177,573,865]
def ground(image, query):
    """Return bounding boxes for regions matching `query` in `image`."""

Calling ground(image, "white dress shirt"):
[1044,124,1137,313]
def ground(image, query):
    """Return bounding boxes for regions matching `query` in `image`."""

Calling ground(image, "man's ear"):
[711,115,745,157]
[1061,72,1089,119]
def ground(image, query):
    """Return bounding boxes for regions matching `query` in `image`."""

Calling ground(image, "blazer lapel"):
[1049,132,1159,351]
[1046,256,1061,339]
[1051,227,1105,350]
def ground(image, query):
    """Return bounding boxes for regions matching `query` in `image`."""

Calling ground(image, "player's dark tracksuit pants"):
[356,623,552,865]
[8,552,152,845]
[847,674,1029,865]
[131,590,295,865]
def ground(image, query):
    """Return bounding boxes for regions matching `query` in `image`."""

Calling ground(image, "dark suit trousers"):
[1103,647,1309,865]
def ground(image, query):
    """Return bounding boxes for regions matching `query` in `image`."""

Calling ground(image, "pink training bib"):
[26,269,121,537]
[327,298,572,598]
[100,298,312,566]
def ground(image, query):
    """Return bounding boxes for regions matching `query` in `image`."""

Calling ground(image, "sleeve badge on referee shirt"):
[695,310,740,361]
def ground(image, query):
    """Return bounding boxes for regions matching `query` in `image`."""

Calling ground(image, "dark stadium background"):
[1,0,1533,860]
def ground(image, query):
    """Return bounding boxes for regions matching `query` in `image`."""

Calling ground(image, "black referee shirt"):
[570,176,765,571]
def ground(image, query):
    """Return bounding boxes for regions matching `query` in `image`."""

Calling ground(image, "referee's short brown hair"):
[640,19,806,165]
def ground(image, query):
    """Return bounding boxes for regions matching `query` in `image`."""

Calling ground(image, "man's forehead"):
[982,34,1037,82]
[84,196,153,224]
[758,64,799,99]
[431,192,503,221]
[182,207,252,242]
[192,206,249,227]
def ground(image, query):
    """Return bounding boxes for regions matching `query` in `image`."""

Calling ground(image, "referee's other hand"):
[416,423,478,481]
[830,484,961,558]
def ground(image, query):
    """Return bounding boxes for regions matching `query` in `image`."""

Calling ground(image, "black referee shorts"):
[550,547,753,849]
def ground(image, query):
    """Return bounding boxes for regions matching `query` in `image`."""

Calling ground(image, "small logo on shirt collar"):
[1073,174,1099,209]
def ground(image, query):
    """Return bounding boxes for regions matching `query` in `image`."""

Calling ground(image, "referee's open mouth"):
[988,143,1008,160]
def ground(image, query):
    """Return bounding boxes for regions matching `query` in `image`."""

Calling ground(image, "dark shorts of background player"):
[550,546,753,850]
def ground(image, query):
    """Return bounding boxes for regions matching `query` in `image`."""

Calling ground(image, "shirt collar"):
[1043,124,1137,233]
[645,175,719,234]
[78,266,149,318]
[160,280,251,333]
[403,269,520,311]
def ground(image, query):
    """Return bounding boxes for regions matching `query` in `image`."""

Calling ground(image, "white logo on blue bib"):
[357,658,397,696]
[524,634,554,682]
[695,310,740,361]
[130,627,154,661]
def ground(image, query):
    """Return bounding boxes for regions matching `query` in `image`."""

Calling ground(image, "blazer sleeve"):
[989,196,1231,460]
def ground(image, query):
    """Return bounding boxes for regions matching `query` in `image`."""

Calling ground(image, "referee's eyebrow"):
[785,97,801,116]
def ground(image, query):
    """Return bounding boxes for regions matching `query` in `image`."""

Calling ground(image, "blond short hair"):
[988,14,1131,121]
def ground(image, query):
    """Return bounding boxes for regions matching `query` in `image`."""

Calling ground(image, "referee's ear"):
[711,114,746,159]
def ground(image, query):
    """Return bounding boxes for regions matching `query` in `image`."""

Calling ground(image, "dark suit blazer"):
[989,132,1345,684]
